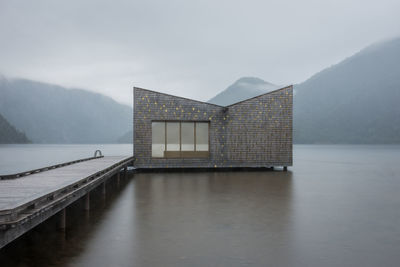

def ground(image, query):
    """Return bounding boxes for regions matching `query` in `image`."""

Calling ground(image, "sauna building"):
[133,85,292,169]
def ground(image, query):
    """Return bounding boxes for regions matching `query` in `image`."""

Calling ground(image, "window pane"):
[196,122,209,151]
[166,122,180,151]
[181,122,194,151]
[152,122,165,157]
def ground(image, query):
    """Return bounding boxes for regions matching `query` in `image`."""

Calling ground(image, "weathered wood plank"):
[0,156,132,212]
[0,156,134,249]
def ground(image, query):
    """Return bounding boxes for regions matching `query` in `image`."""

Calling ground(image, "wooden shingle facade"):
[133,86,292,169]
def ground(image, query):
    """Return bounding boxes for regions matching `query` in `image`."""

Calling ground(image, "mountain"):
[0,77,132,143]
[208,77,281,106]
[0,113,30,143]
[208,37,400,143]
[117,130,133,144]
[294,37,400,143]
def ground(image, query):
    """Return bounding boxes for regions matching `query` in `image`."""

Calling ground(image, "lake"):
[0,144,400,266]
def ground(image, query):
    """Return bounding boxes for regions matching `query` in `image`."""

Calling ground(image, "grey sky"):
[1,0,399,105]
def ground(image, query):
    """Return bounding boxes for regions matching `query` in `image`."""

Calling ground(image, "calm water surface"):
[0,145,400,267]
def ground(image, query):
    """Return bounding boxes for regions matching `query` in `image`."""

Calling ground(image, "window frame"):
[151,120,210,159]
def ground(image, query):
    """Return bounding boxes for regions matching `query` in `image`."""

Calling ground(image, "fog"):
[0,0,399,105]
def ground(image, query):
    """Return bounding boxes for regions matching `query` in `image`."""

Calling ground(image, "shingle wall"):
[133,86,292,168]
[226,86,292,167]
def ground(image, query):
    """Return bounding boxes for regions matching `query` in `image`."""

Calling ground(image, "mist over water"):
[1,0,399,265]
[1,145,400,266]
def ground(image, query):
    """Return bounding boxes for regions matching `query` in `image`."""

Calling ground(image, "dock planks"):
[0,156,134,248]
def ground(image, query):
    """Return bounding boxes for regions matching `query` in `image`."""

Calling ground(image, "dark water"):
[1,145,400,266]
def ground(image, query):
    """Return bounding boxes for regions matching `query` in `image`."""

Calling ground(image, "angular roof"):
[225,85,293,107]
[134,87,224,108]
[133,85,292,108]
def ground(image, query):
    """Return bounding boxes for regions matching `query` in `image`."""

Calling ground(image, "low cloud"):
[0,0,399,105]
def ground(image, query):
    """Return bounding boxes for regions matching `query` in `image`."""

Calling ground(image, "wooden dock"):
[0,155,134,249]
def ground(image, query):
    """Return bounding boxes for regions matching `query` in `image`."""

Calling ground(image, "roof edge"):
[134,85,293,108]
[225,85,293,107]
[133,87,225,108]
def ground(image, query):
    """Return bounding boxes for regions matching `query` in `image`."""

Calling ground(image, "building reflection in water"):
[0,171,293,267]
[132,171,293,266]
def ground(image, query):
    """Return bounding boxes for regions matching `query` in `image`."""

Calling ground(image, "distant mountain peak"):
[208,77,281,106]
[294,37,400,144]
[234,77,273,84]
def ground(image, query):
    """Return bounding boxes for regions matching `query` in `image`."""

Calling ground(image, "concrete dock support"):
[84,193,90,211]
[58,208,66,230]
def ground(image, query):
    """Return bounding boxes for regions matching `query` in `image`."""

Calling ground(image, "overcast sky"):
[0,0,399,105]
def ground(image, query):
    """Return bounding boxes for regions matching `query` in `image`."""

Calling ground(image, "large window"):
[151,122,165,157]
[152,121,209,158]
[181,122,195,151]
